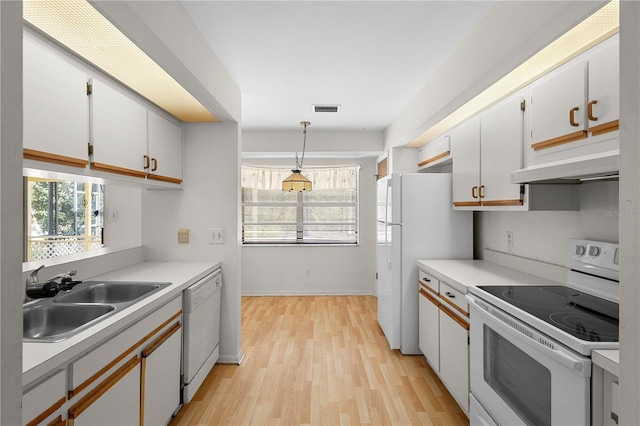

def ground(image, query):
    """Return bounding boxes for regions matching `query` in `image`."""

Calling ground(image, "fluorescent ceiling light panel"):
[23,0,218,123]
[409,0,619,147]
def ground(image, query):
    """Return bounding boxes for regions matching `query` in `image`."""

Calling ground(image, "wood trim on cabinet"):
[439,304,470,330]
[589,119,619,136]
[377,157,388,180]
[67,356,140,421]
[419,288,440,307]
[23,149,88,168]
[531,130,587,151]
[147,174,183,185]
[25,397,66,426]
[438,293,469,317]
[481,199,524,207]
[46,415,66,426]
[417,150,450,167]
[419,282,438,297]
[453,201,482,207]
[141,322,181,358]
[68,310,182,399]
[89,162,147,179]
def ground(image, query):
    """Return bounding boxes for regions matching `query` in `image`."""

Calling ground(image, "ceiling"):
[180,1,495,133]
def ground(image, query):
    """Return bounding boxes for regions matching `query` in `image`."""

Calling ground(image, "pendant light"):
[282,121,312,192]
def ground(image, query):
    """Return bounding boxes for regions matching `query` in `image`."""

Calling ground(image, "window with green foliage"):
[25,177,104,261]
[241,165,359,244]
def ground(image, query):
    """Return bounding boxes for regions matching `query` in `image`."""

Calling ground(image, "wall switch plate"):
[178,228,190,244]
[209,228,224,244]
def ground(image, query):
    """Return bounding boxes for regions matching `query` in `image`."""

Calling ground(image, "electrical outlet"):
[178,228,190,244]
[306,269,311,277]
[209,228,224,244]
[507,231,514,253]
[109,209,119,222]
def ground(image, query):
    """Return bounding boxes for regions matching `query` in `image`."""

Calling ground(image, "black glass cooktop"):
[478,285,619,342]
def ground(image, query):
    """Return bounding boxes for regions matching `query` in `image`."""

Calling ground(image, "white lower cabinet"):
[23,369,66,426]
[68,357,141,426]
[418,269,470,414]
[24,295,183,426]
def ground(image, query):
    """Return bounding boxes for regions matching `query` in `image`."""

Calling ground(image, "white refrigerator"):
[376,173,472,354]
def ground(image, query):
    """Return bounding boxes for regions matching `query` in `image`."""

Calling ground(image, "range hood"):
[511,150,619,184]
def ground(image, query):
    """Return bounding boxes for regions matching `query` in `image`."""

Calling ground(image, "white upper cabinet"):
[480,94,525,205]
[417,134,451,170]
[530,61,588,150]
[452,91,525,208]
[23,33,89,168]
[587,40,619,137]
[451,117,481,207]
[90,78,149,179]
[147,110,183,184]
[527,35,619,165]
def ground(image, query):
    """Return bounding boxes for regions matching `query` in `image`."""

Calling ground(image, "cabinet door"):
[588,39,619,137]
[529,61,588,151]
[451,117,481,206]
[141,322,182,426]
[23,34,89,168]
[480,94,524,205]
[68,356,140,426]
[419,288,440,372]
[23,370,66,426]
[147,110,183,184]
[91,78,148,178]
[439,306,469,413]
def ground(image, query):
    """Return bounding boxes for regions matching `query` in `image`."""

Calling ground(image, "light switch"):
[178,228,190,244]
[209,228,224,244]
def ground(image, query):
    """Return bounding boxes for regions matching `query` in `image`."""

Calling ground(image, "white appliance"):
[182,269,222,403]
[376,173,472,354]
[467,239,619,425]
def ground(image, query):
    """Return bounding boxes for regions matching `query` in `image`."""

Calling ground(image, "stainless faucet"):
[25,266,77,301]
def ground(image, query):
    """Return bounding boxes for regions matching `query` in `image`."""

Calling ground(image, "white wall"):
[241,156,377,296]
[103,185,142,249]
[142,122,243,364]
[475,181,619,265]
[0,2,25,423]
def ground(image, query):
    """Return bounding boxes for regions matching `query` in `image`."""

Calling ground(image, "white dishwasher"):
[182,268,222,403]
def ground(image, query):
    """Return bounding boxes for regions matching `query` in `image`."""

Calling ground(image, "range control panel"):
[567,238,619,281]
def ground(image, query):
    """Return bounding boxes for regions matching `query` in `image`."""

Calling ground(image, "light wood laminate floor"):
[170,296,467,425]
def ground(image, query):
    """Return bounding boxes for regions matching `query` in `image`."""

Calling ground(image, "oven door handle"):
[468,295,590,375]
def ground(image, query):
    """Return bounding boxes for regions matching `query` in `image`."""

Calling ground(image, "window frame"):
[241,165,359,246]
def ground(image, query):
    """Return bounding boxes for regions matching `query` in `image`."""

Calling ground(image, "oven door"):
[468,294,591,426]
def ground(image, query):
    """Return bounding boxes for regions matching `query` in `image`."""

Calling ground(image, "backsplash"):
[475,180,619,266]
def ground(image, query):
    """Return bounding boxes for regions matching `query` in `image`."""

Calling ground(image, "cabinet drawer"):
[70,296,182,395]
[439,282,468,316]
[23,370,66,426]
[418,270,438,294]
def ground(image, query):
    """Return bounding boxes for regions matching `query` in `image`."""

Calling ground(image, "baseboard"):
[217,351,245,365]
[242,290,374,296]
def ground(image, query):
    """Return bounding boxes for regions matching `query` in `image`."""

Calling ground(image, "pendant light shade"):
[282,121,312,192]
[282,170,312,191]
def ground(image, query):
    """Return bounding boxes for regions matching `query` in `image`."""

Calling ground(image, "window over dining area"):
[241,165,359,245]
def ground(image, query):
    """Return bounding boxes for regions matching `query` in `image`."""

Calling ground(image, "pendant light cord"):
[299,122,308,169]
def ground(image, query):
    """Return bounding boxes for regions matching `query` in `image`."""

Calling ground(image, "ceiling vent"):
[313,104,341,113]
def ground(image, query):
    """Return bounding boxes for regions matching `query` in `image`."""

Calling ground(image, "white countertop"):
[593,349,619,376]
[416,259,561,294]
[23,261,220,387]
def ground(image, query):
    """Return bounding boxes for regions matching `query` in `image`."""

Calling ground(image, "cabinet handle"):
[588,100,598,121]
[445,291,455,298]
[151,158,158,172]
[569,107,580,127]
[471,186,478,199]
[479,185,485,199]
[422,277,430,282]
[143,155,150,170]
